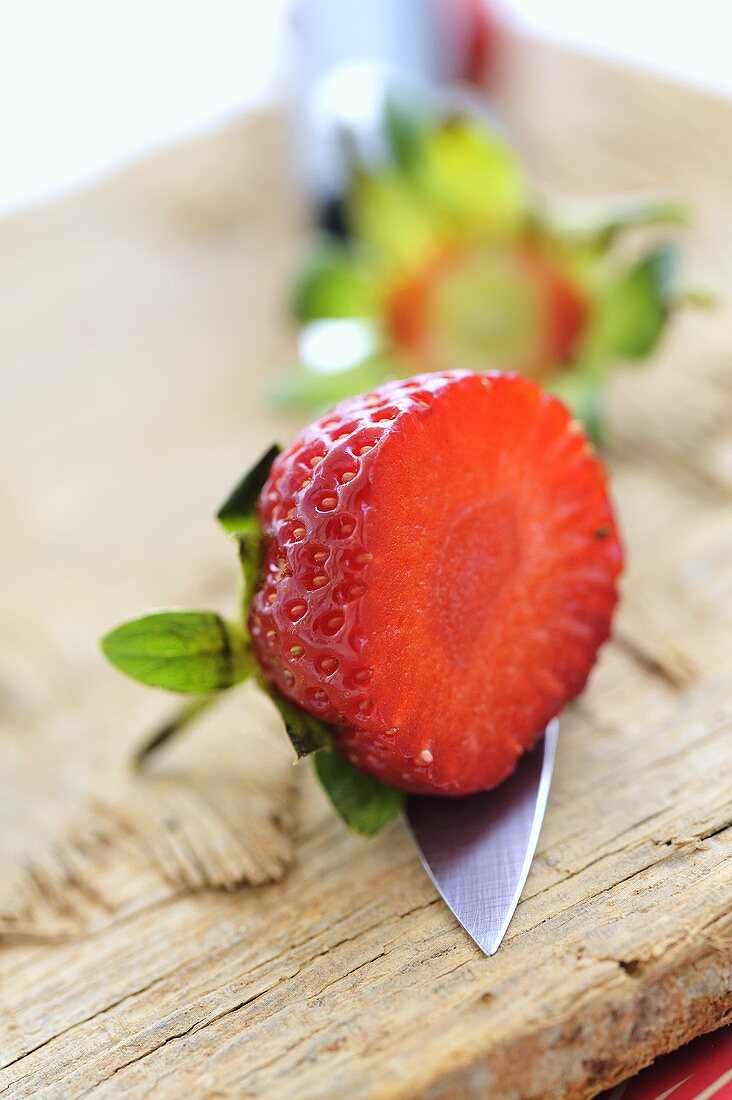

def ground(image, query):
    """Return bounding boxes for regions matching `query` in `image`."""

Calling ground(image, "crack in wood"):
[1,897,445,1095]
[223,1019,336,1095]
[78,1018,207,1098]
[76,965,306,1097]
[0,975,167,1075]
[531,809,668,887]
[515,844,728,944]
[309,949,389,1002]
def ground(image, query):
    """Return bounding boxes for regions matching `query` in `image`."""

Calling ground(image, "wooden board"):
[1,34,731,1099]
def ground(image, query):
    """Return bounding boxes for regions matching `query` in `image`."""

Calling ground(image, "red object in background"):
[600,1025,732,1099]
[441,0,500,86]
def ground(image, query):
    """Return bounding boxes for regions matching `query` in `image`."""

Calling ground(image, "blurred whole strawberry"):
[279,101,701,443]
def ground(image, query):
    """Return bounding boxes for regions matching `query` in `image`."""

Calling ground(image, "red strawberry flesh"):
[251,371,622,795]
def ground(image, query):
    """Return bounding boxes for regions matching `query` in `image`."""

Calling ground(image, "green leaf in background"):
[350,117,526,265]
[350,169,442,268]
[594,245,677,359]
[269,356,394,413]
[544,194,689,249]
[293,242,377,321]
[217,444,281,613]
[268,690,332,758]
[101,610,252,694]
[314,747,404,836]
[384,93,428,174]
[547,367,605,450]
[418,119,527,241]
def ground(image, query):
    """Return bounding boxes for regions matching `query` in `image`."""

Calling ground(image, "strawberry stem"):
[133,694,219,769]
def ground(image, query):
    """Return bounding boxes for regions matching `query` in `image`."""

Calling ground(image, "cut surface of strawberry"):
[251,371,622,795]
[386,248,587,380]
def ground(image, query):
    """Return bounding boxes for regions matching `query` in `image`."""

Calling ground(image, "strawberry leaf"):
[217,445,281,614]
[548,368,604,449]
[418,118,527,241]
[216,445,281,536]
[268,690,332,758]
[267,689,402,833]
[350,169,442,267]
[314,748,404,836]
[101,610,252,694]
[545,194,688,248]
[384,93,428,174]
[293,241,377,321]
[233,532,263,621]
[595,245,677,359]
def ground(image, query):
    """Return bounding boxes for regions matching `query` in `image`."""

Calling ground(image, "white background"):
[0,0,729,217]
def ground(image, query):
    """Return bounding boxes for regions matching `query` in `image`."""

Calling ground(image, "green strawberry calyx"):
[100,446,403,837]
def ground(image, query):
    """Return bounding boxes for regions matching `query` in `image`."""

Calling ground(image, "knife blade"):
[405,718,559,955]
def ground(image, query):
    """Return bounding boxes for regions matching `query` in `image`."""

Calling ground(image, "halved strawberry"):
[251,370,622,795]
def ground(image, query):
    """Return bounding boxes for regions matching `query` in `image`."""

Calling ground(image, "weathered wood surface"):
[1,35,731,1099]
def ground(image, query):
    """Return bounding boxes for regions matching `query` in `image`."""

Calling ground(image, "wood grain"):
[1,36,731,1099]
